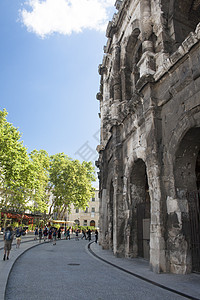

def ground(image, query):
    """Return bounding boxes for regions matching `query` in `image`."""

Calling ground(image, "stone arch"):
[125,158,150,259]
[174,127,200,196]
[167,0,200,51]
[121,28,142,101]
[173,127,200,272]
[165,108,200,198]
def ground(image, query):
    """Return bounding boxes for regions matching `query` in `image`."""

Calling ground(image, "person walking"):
[95,229,98,243]
[75,229,79,241]
[53,228,57,245]
[66,228,70,240]
[48,227,53,242]
[39,227,43,243]
[3,226,14,260]
[34,227,38,240]
[15,227,22,249]
[87,229,91,241]
[57,227,61,239]
[43,227,48,242]
[81,229,86,240]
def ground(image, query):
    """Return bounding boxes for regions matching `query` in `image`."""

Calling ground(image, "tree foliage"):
[49,153,96,218]
[0,110,96,219]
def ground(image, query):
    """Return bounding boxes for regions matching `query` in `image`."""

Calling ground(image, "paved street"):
[5,239,194,300]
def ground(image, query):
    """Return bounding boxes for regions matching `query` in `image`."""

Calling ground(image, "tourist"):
[39,227,43,243]
[34,227,38,240]
[95,229,98,243]
[87,229,91,241]
[43,227,48,242]
[81,229,86,240]
[66,228,70,240]
[15,227,22,248]
[48,227,53,242]
[53,228,57,245]
[75,229,79,241]
[57,227,61,239]
[3,226,14,260]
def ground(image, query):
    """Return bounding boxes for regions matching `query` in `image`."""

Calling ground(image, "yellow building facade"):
[66,190,99,228]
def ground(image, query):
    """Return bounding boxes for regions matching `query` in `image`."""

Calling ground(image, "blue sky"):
[0,0,116,166]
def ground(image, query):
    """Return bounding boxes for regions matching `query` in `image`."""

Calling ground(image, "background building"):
[66,190,99,228]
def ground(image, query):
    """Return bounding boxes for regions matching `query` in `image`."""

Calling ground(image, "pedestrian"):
[87,229,91,241]
[15,227,22,248]
[34,227,38,240]
[57,227,61,239]
[53,228,57,245]
[81,229,86,240]
[3,226,14,260]
[75,229,79,241]
[66,228,70,240]
[95,229,98,243]
[48,227,53,242]
[43,227,48,242]
[39,227,43,243]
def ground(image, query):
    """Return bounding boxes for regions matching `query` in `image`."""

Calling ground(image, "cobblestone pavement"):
[5,239,197,300]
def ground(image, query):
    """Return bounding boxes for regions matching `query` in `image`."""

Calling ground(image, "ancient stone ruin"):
[96,0,200,274]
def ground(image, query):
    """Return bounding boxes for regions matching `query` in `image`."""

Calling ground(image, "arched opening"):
[90,220,95,227]
[168,0,200,51]
[74,219,80,226]
[124,29,141,100]
[129,159,150,259]
[174,127,200,272]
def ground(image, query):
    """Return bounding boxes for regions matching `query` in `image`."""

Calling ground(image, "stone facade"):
[66,190,100,228]
[96,0,200,274]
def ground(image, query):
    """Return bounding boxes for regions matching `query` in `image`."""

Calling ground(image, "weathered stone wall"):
[97,0,200,274]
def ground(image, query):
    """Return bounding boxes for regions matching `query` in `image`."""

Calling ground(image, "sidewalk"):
[0,239,42,300]
[90,242,200,300]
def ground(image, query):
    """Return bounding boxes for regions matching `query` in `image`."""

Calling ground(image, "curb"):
[88,242,200,300]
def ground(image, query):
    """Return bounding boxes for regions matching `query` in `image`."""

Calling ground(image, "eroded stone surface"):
[97,0,200,274]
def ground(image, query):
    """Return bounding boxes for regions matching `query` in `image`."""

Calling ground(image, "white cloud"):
[19,0,116,38]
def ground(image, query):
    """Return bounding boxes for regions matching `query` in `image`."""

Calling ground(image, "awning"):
[51,220,75,224]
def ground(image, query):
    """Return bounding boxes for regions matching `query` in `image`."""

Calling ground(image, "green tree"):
[0,109,32,212]
[49,153,95,218]
[29,149,50,213]
[0,110,49,218]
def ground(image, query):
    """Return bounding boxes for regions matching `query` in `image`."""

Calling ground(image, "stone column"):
[112,125,125,257]
[143,88,167,273]
[138,0,156,77]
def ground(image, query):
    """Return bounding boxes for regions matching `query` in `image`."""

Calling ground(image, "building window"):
[92,197,95,202]
[85,207,88,213]
[83,220,87,226]
[91,207,95,213]
[75,208,79,213]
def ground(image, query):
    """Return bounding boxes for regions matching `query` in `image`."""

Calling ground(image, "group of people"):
[2,225,99,261]
[34,226,62,245]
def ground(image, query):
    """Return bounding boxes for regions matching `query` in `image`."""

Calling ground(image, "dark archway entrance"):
[187,150,200,272]
[90,220,95,227]
[130,159,150,259]
[175,127,200,272]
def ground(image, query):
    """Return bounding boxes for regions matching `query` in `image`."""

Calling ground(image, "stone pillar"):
[138,0,156,77]
[143,90,167,273]
[112,126,125,257]
[113,44,121,101]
